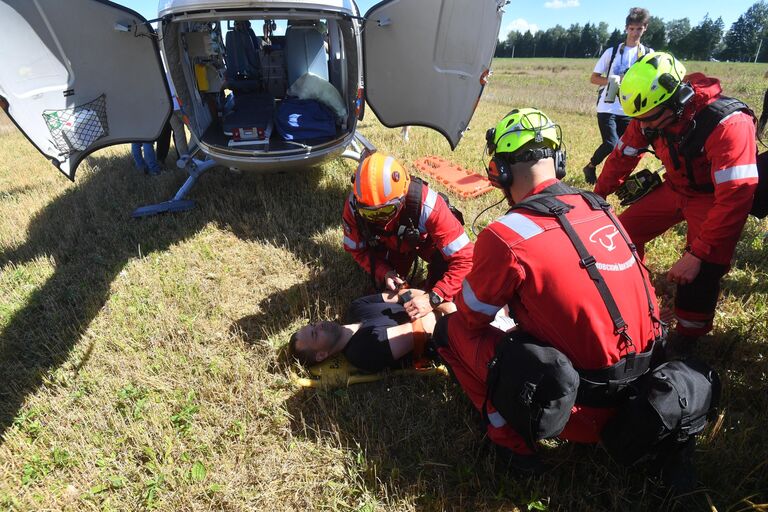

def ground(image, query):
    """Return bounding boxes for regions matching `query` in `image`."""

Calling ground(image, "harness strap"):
[511,188,634,355]
[676,96,755,193]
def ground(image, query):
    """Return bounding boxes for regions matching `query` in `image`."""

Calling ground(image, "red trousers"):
[618,182,730,337]
[438,315,615,455]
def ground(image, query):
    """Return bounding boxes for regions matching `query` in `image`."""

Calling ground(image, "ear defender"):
[554,146,567,180]
[485,127,497,155]
[488,155,513,189]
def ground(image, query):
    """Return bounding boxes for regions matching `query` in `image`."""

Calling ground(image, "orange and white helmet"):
[353,152,410,223]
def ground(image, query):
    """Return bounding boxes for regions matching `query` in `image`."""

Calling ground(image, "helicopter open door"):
[363,0,504,150]
[0,0,171,180]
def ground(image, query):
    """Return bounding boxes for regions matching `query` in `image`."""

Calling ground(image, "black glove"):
[615,169,662,206]
[583,164,597,185]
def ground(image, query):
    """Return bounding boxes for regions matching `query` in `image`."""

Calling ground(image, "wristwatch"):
[428,290,444,308]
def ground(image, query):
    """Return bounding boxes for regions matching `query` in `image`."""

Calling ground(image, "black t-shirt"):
[342,294,411,372]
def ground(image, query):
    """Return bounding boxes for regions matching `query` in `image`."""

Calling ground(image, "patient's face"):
[295,321,343,362]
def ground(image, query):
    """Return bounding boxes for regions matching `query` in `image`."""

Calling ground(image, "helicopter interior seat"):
[284,23,329,88]
[222,21,275,141]
[224,21,263,95]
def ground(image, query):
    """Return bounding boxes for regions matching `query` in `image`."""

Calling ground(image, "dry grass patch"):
[0,59,766,510]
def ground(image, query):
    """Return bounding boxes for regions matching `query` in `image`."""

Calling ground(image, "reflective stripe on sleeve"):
[496,213,543,240]
[617,140,640,156]
[419,188,438,232]
[442,232,470,257]
[713,164,758,184]
[344,236,365,250]
[487,411,507,428]
[462,279,501,317]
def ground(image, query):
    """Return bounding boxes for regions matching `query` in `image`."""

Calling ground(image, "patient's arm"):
[385,308,440,360]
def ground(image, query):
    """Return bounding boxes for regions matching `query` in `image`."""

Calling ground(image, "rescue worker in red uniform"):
[595,52,759,349]
[342,152,473,319]
[434,108,663,468]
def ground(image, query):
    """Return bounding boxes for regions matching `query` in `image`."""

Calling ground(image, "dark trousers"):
[589,113,631,167]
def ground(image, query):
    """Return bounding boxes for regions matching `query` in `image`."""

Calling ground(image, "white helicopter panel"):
[363,0,503,149]
[0,0,172,180]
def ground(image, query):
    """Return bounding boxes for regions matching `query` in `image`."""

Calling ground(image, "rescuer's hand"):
[667,251,702,286]
[384,270,405,291]
[404,291,431,320]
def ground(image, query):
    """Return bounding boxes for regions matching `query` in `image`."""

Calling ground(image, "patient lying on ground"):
[289,290,455,372]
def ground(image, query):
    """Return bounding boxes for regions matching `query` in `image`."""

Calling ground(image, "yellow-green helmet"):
[487,108,561,156]
[619,51,687,117]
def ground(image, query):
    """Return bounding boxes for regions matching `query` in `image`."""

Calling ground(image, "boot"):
[494,446,549,476]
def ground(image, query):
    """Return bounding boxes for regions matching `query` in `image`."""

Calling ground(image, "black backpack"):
[677,96,768,218]
[601,357,721,466]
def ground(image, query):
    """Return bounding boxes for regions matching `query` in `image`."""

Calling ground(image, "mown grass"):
[0,58,766,511]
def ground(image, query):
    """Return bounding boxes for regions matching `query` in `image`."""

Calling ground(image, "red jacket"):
[342,184,473,301]
[455,179,660,370]
[595,73,759,263]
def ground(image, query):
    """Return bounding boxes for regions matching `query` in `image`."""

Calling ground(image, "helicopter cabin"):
[160,9,359,156]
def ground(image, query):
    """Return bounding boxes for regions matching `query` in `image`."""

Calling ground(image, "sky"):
[123,0,758,41]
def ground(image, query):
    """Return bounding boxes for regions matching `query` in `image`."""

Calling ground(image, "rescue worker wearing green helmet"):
[594,52,759,354]
[433,108,664,474]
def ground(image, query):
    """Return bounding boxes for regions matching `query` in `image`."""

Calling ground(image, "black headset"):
[485,109,567,189]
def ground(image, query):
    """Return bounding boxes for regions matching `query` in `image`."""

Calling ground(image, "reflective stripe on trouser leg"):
[675,261,729,336]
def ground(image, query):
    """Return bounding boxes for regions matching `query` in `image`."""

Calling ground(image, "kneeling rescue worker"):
[594,52,759,353]
[433,108,667,471]
[343,152,473,320]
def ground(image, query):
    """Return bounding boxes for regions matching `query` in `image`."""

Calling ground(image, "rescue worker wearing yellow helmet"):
[432,108,667,474]
[594,52,759,354]
[342,152,474,320]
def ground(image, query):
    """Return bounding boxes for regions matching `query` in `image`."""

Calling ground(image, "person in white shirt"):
[583,7,652,184]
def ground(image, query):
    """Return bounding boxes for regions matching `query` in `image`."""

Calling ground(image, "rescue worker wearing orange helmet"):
[594,52,759,352]
[342,152,473,320]
[433,108,663,470]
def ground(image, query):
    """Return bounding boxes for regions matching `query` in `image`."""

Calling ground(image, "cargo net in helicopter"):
[42,94,109,156]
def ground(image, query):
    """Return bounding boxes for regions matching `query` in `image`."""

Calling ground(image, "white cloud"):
[503,18,539,39]
[544,0,580,8]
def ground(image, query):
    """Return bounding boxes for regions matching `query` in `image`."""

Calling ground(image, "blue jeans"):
[589,113,631,167]
[131,142,161,174]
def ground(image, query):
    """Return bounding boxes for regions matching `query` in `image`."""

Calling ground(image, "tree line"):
[496,0,768,62]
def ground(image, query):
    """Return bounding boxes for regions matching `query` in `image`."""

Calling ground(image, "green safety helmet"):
[619,51,687,117]
[485,108,566,187]
[486,108,560,156]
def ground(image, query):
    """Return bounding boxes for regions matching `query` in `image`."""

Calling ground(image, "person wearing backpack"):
[342,152,473,320]
[594,52,759,354]
[583,8,652,185]
[432,108,666,473]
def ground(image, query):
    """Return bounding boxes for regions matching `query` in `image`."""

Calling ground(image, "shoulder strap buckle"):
[579,255,596,269]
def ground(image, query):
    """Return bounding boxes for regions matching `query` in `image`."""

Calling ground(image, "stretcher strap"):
[411,317,428,360]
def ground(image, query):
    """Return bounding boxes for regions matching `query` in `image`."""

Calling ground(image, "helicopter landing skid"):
[131,156,216,218]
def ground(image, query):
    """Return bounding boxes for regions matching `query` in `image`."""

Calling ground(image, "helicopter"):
[0,0,505,216]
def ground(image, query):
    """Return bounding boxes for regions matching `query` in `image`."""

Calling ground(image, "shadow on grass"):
[0,153,350,438]
[282,377,684,511]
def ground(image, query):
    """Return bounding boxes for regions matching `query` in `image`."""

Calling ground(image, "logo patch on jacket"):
[589,225,620,252]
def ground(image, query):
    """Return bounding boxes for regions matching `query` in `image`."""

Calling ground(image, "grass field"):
[0,58,766,511]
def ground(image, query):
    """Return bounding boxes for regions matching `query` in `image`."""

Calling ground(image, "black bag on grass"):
[601,357,721,466]
[485,333,580,450]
